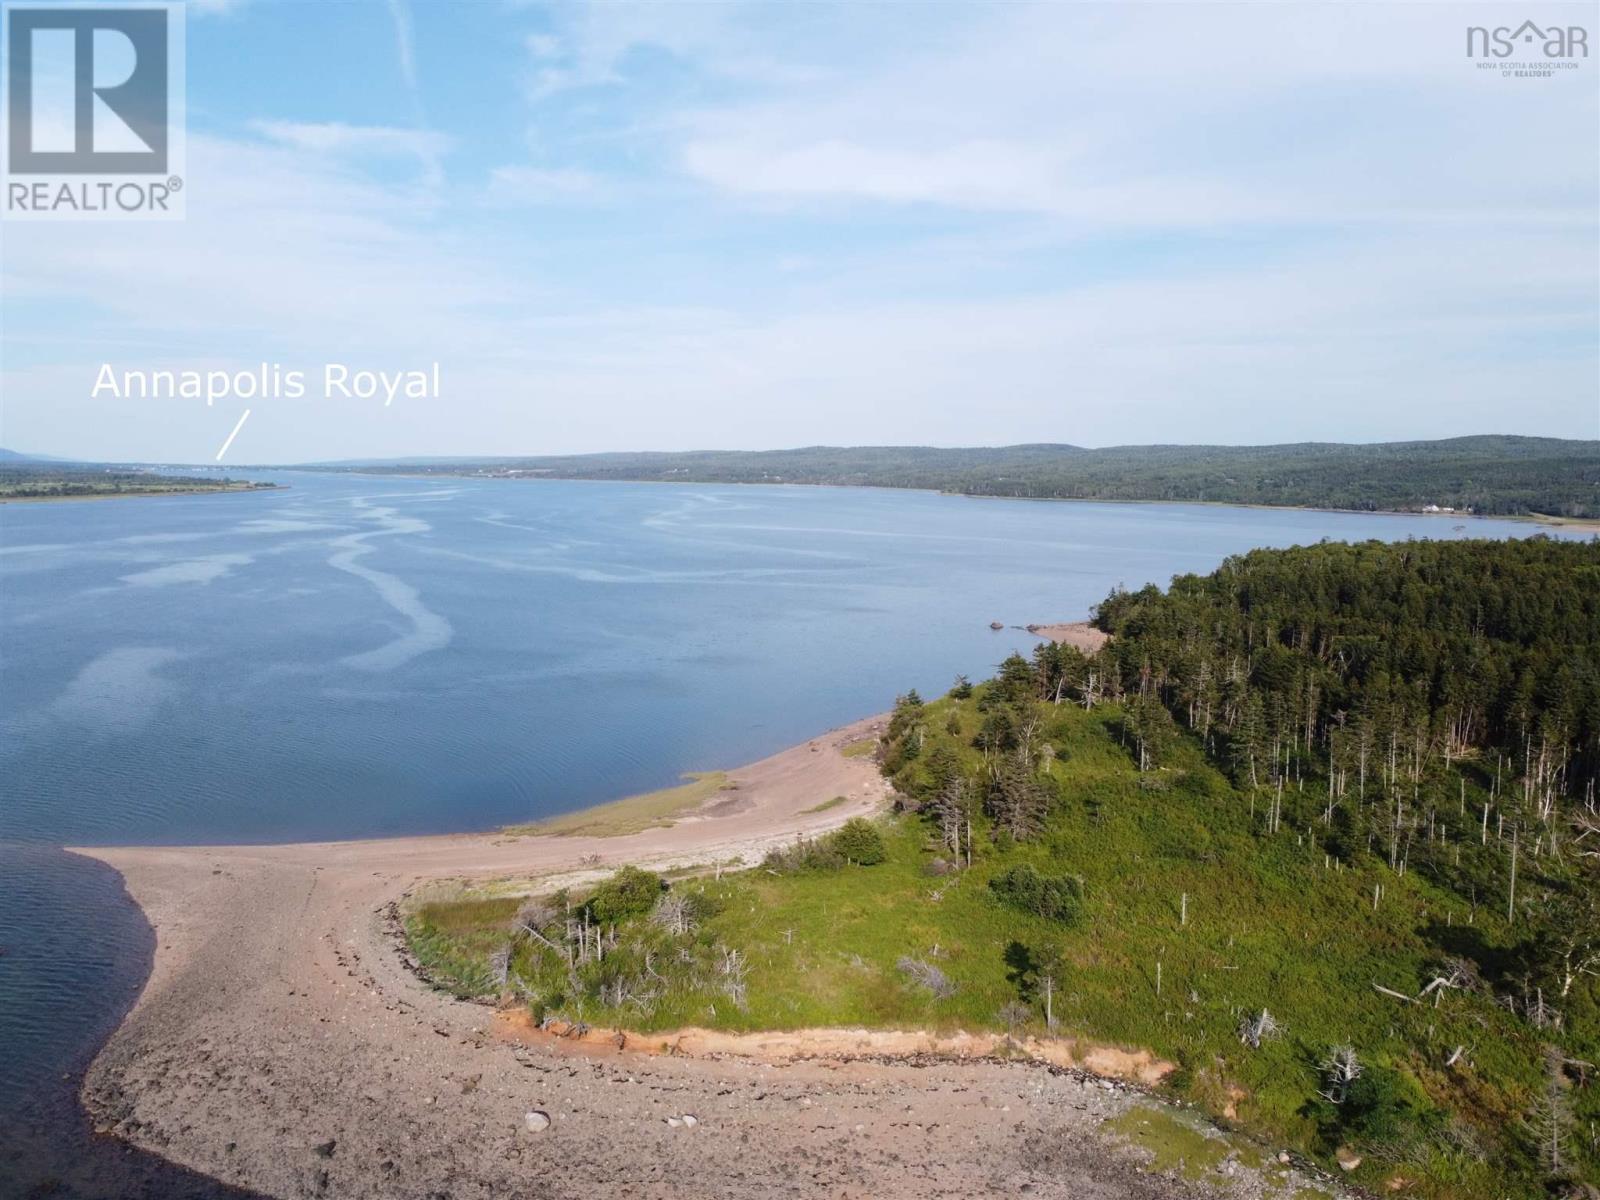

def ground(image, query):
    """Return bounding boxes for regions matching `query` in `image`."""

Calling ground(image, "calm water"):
[0,474,1579,1195]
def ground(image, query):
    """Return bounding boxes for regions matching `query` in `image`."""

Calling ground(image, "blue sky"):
[2,0,1597,463]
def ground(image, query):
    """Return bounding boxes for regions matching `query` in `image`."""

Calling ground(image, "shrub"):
[1306,1062,1436,1154]
[988,864,1082,924]
[763,822,887,872]
[1340,1066,1423,1144]
[828,818,887,865]
[897,956,955,998]
[586,866,665,924]
[763,836,844,873]
[997,1000,1033,1032]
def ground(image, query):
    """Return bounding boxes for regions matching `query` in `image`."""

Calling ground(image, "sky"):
[0,0,1596,464]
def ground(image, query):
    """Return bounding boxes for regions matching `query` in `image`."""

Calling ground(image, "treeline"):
[1083,538,1599,819]
[1011,540,1600,886]
[332,435,1600,517]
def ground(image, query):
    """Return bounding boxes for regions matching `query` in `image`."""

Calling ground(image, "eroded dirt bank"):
[495,1013,1177,1086]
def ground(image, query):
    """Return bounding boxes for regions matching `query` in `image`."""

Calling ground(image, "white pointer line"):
[215,409,251,461]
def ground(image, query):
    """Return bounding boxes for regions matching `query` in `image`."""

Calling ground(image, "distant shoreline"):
[0,482,283,505]
[303,464,1599,530]
[1526,511,1600,534]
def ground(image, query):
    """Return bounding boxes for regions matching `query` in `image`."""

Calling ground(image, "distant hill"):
[316,435,1600,518]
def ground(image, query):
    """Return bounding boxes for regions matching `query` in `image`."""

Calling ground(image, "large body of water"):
[0,473,1580,1195]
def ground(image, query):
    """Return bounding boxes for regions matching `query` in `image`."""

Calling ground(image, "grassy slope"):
[409,694,1598,1198]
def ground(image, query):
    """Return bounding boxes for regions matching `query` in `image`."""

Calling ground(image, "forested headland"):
[327,435,1600,518]
[408,537,1599,1198]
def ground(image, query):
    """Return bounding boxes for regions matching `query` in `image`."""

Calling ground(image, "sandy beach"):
[1027,620,1111,653]
[71,715,1337,1200]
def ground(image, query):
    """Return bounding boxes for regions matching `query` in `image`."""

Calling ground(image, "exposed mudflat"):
[74,717,1343,1199]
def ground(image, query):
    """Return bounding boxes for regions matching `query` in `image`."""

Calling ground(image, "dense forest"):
[330,435,1600,518]
[1080,537,1600,845]
[409,537,1599,1198]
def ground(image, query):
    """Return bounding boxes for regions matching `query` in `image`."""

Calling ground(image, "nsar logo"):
[1466,19,1589,59]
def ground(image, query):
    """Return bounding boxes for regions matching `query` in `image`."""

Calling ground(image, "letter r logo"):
[6,7,168,173]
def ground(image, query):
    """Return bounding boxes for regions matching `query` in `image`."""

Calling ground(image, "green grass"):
[410,697,1597,1199]
[503,771,731,837]
[841,737,878,759]
[404,896,520,998]
[1102,1106,1237,1184]
[799,795,850,814]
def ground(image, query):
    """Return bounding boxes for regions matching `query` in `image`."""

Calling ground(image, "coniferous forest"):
[1078,537,1600,852]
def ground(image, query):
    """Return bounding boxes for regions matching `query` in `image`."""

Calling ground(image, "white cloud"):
[673,3,1597,229]
[186,0,249,16]
[484,164,608,206]
[1,2,1594,461]
[387,0,418,93]
[525,33,562,60]
[250,120,452,161]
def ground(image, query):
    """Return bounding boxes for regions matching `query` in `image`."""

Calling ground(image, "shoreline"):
[1025,620,1110,653]
[0,483,284,505]
[67,713,1343,1199]
[1525,511,1600,534]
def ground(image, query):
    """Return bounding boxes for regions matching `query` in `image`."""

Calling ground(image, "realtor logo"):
[8,6,167,171]
[2,2,185,219]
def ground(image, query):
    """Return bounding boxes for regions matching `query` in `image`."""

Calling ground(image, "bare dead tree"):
[642,948,667,985]
[1373,981,1417,1004]
[514,900,576,966]
[599,976,633,1008]
[1540,893,1600,999]
[1237,1008,1283,1050]
[1318,1045,1362,1104]
[1419,958,1481,1006]
[997,1000,1032,1034]
[513,898,560,941]
[1572,808,1600,861]
[717,945,750,1009]
[512,899,585,995]
[488,944,511,992]
[1524,1045,1574,1177]
[650,892,696,938]
[1501,979,1565,1031]
[930,776,968,857]
[897,956,956,999]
